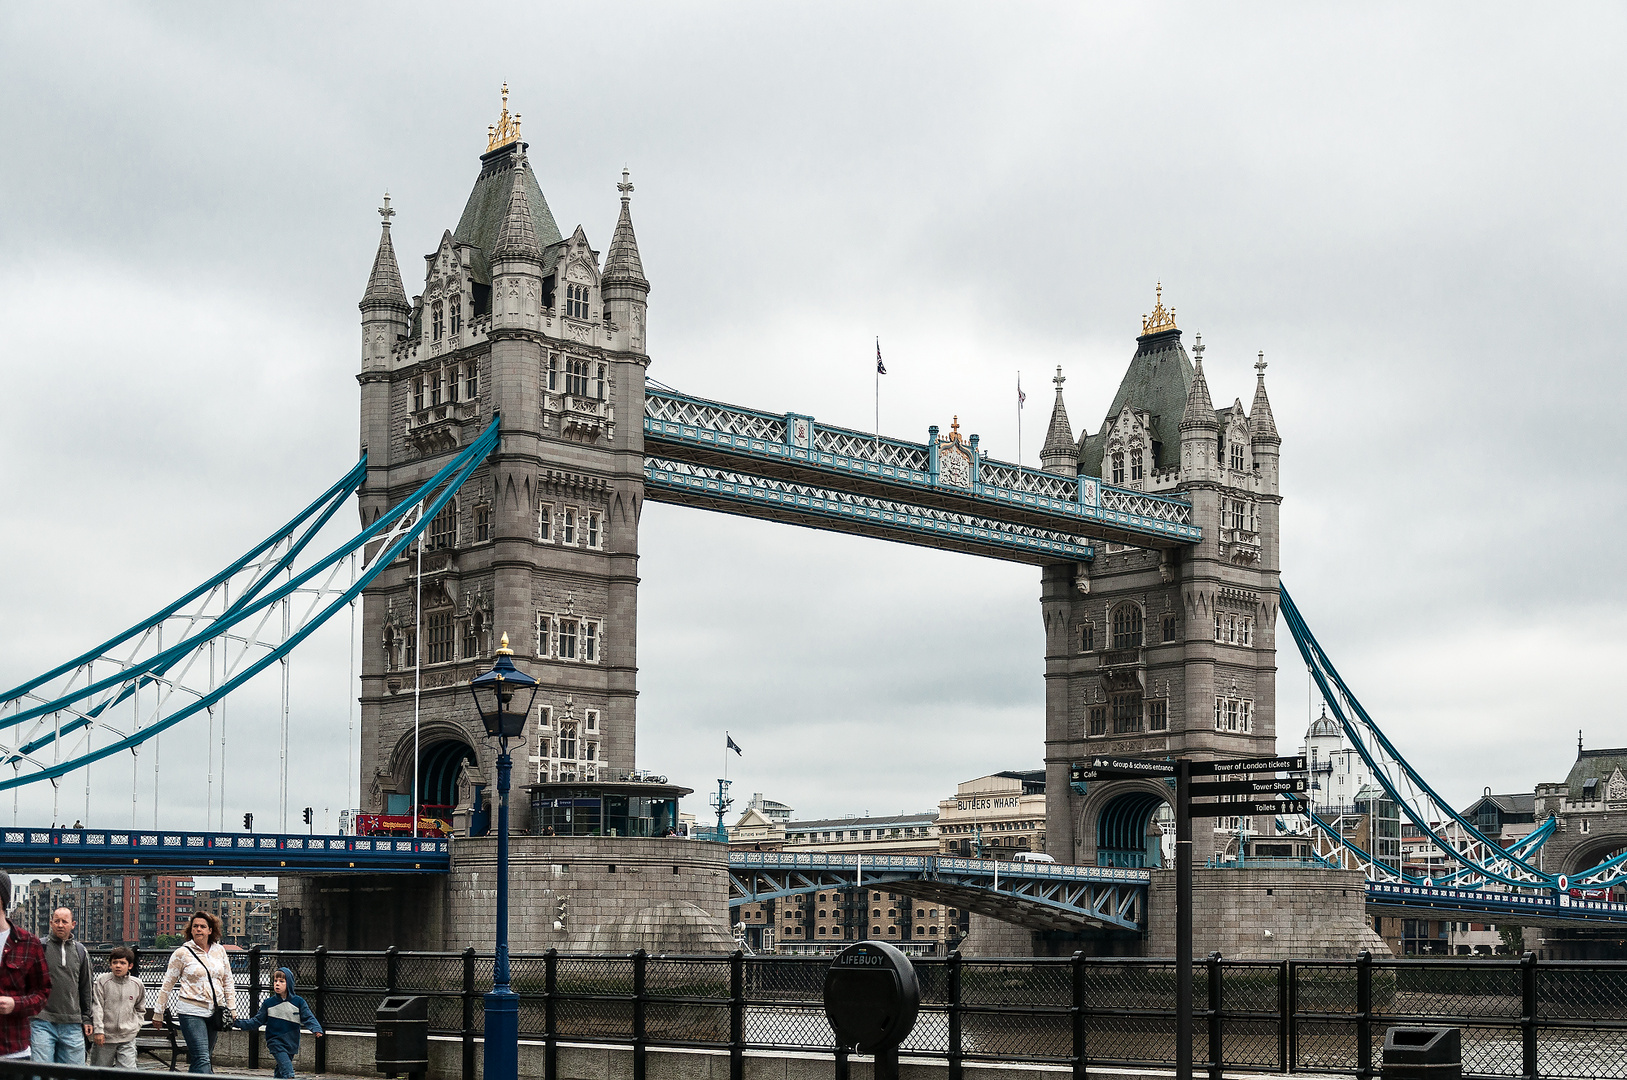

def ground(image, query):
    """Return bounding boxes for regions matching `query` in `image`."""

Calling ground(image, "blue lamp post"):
[468,632,540,1080]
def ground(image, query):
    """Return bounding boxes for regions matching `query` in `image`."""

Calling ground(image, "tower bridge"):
[5,89,1627,955]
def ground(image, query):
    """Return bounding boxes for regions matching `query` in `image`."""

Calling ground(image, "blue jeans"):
[29,1018,86,1064]
[272,1046,296,1078]
[177,1015,219,1074]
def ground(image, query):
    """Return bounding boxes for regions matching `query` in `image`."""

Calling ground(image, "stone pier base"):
[279,834,733,952]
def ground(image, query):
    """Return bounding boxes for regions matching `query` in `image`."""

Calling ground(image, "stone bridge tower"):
[355,91,650,829]
[1039,287,1283,868]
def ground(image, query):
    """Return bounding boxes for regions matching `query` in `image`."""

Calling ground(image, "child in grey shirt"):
[91,947,145,1069]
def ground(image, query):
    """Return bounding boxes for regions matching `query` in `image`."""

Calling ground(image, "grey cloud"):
[2,2,1623,830]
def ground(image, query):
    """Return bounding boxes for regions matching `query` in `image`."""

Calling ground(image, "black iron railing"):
[71,946,1627,1080]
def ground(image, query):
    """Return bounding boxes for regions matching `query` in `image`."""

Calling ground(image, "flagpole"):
[1017,371,1022,464]
[874,342,880,444]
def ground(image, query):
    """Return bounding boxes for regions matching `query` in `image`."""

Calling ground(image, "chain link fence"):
[88,947,1627,1080]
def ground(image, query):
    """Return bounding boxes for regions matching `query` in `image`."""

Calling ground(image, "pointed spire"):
[1249,350,1280,443]
[1180,331,1218,430]
[602,167,649,291]
[361,193,410,310]
[493,148,541,262]
[1040,366,1077,472]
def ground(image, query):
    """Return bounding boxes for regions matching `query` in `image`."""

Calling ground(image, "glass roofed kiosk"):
[529,780,691,838]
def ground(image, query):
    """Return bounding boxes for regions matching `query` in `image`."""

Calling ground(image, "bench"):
[133,1010,189,1072]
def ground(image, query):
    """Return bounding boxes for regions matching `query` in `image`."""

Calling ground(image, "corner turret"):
[601,169,650,356]
[1039,366,1077,475]
[1179,332,1219,482]
[1249,352,1280,496]
[490,145,545,333]
[360,194,411,374]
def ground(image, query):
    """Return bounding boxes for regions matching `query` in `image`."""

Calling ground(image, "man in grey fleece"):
[30,908,92,1064]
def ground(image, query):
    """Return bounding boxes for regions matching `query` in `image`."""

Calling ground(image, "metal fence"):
[95,947,1627,1080]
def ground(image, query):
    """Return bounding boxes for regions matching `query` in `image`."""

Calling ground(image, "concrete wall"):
[1145,867,1389,959]
[280,835,732,953]
[211,1029,1137,1080]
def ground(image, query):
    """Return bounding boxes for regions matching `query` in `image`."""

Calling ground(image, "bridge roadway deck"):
[1365,880,1627,927]
[644,388,1201,557]
[728,851,1150,932]
[0,826,448,874]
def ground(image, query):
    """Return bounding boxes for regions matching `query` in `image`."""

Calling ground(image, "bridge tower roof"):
[1078,290,1194,478]
[453,140,564,284]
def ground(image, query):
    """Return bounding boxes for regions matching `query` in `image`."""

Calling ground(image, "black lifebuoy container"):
[822,940,921,1054]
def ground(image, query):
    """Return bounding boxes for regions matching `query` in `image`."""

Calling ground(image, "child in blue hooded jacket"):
[235,967,324,1078]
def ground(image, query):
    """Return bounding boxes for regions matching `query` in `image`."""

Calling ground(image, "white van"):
[1012,851,1055,863]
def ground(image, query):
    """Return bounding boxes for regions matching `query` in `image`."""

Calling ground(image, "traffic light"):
[303,807,313,826]
[243,813,253,832]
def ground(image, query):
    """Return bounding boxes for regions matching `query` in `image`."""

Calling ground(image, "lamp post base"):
[483,985,520,1080]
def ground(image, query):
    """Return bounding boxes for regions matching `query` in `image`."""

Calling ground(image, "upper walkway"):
[644,387,1200,563]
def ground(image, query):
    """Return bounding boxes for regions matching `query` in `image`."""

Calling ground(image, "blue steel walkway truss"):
[644,387,1200,563]
[728,852,1149,933]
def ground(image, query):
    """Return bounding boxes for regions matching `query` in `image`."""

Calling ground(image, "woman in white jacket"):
[158,911,238,1074]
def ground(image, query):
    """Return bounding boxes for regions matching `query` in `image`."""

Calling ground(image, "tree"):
[154,934,181,949]
[1497,925,1527,954]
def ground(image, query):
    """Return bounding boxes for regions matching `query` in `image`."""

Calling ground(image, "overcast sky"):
[2,4,1624,839]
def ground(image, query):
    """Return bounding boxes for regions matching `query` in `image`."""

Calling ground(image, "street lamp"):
[468,632,540,1080]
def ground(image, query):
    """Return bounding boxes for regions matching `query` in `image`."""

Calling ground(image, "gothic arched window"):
[566,283,589,320]
[449,296,462,335]
[1111,453,1125,485]
[1111,604,1143,650]
[566,358,591,397]
[431,302,444,341]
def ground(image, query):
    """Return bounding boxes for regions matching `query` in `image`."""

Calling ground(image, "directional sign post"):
[1175,758,1192,1080]
[1189,778,1308,798]
[1088,757,1177,778]
[1187,799,1307,818]
[1171,754,1305,1080]
[1188,756,1306,776]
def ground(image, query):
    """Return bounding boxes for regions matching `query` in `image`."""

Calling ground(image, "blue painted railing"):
[1366,881,1627,923]
[729,850,1151,884]
[0,827,450,873]
[645,389,1200,544]
[644,458,1096,561]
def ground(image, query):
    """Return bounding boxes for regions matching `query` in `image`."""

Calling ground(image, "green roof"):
[453,144,564,284]
[1564,749,1627,800]
[1078,328,1193,478]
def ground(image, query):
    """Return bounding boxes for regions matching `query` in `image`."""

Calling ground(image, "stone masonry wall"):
[1145,867,1389,959]
[445,834,732,953]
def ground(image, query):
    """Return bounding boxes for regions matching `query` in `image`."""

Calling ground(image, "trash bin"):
[375,995,429,1077]
[1382,1026,1461,1080]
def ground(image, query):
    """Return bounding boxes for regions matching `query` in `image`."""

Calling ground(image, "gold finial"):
[487,83,523,152]
[949,415,962,442]
[497,632,513,656]
[617,167,634,202]
[1141,281,1178,335]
